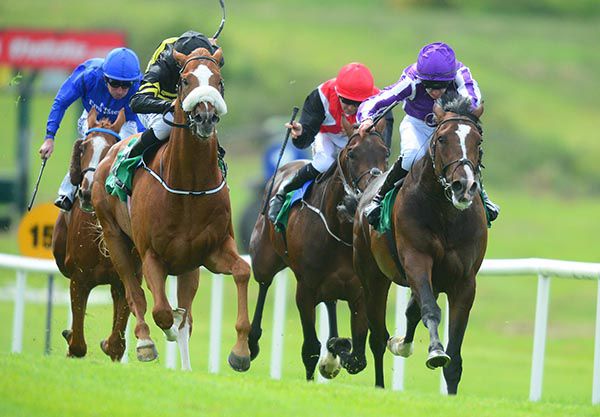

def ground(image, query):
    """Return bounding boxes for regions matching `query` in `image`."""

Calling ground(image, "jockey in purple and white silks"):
[357,42,499,226]
[39,47,143,211]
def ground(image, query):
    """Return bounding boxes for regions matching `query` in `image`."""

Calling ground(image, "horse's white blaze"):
[455,123,475,185]
[182,65,227,115]
[84,136,108,185]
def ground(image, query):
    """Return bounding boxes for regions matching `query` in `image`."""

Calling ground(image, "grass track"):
[0,353,598,417]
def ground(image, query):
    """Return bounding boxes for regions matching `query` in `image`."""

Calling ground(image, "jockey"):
[110,30,224,193]
[357,42,500,226]
[268,62,394,223]
[39,47,143,211]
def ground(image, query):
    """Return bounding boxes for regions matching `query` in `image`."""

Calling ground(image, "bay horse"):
[53,107,129,360]
[352,94,487,393]
[249,119,389,380]
[92,47,251,371]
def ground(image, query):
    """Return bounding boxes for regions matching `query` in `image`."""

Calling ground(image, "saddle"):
[273,180,314,233]
[105,137,143,202]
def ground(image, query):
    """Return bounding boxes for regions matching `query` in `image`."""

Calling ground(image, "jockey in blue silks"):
[39,47,143,211]
[357,42,499,226]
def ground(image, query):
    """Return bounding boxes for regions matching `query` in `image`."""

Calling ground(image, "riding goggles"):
[421,80,451,90]
[105,77,134,89]
[338,96,362,107]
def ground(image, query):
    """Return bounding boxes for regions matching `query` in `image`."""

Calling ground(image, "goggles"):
[421,80,451,90]
[338,96,362,107]
[105,77,133,89]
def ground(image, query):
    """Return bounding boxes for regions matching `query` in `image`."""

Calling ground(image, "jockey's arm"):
[291,89,325,149]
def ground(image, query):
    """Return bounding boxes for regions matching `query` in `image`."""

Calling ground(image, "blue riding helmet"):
[415,42,458,82]
[102,47,142,81]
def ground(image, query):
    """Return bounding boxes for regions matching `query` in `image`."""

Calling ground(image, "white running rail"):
[1,254,599,404]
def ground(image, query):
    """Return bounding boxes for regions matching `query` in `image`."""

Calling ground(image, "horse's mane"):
[437,91,482,126]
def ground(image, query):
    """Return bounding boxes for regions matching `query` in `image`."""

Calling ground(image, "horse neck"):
[407,155,450,210]
[162,111,220,189]
[314,164,351,235]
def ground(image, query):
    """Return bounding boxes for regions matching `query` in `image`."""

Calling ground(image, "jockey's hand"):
[358,119,374,137]
[285,121,303,139]
[39,138,54,159]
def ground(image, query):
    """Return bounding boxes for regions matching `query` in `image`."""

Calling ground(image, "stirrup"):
[54,195,73,212]
[364,200,381,226]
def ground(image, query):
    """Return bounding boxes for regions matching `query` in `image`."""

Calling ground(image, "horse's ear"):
[173,49,187,67]
[340,115,356,138]
[69,139,83,186]
[433,103,445,122]
[472,102,484,119]
[87,107,98,128]
[212,49,223,66]
[111,109,126,134]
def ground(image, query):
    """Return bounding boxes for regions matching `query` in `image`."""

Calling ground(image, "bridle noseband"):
[337,131,385,195]
[430,116,482,199]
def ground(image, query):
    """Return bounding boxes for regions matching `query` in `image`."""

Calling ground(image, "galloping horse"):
[92,47,251,371]
[352,94,487,393]
[53,107,129,360]
[249,120,389,380]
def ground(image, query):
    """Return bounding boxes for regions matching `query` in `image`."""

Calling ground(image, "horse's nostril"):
[468,182,479,196]
[451,181,464,193]
[212,114,220,124]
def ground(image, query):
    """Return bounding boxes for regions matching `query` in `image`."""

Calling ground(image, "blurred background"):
[1,0,599,404]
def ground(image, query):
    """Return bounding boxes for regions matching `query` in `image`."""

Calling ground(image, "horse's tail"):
[337,192,360,223]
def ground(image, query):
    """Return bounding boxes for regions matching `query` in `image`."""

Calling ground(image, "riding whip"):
[27,158,47,211]
[366,101,401,133]
[261,106,300,215]
[213,0,226,39]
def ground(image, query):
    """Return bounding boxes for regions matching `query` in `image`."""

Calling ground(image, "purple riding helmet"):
[415,42,458,89]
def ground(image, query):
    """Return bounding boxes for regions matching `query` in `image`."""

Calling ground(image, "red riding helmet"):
[335,63,379,102]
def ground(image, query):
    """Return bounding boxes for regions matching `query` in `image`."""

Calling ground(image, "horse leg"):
[342,291,368,375]
[100,226,153,361]
[295,284,321,381]
[249,281,271,361]
[443,279,476,394]
[206,236,252,372]
[64,278,92,358]
[365,276,392,388]
[176,268,200,371]
[319,300,342,379]
[140,250,175,339]
[387,292,420,357]
[404,254,449,369]
[100,282,129,361]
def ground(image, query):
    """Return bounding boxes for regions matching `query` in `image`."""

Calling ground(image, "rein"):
[85,128,121,141]
[430,116,482,200]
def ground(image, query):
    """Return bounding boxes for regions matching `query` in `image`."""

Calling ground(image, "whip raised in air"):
[213,0,226,39]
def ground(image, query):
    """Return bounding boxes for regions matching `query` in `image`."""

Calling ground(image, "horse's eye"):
[347,150,355,159]
[181,78,189,87]
[438,135,447,143]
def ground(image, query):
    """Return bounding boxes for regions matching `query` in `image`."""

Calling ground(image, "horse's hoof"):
[164,308,186,342]
[387,336,413,357]
[62,329,72,342]
[100,339,109,355]
[136,339,158,362]
[248,328,262,361]
[318,353,341,379]
[327,337,352,355]
[425,349,450,370]
[228,351,251,372]
[342,355,367,375]
[249,342,260,361]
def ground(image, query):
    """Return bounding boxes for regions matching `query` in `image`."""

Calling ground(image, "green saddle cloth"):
[105,137,142,202]
[274,192,295,233]
[376,187,401,233]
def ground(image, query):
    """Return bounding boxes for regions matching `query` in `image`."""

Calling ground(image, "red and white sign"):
[0,29,127,70]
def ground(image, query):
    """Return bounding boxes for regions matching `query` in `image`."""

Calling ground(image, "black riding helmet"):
[173,30,225,67]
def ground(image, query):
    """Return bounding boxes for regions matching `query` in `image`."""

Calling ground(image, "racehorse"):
[53,107,129,360]
[92,47,251,371]
[249,118,389,380]
[352,94,487,393]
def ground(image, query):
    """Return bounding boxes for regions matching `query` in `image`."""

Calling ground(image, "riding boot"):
[113,129,162,196]
[268,163,320,223]
[54,172,77,211]
[480,184,500,222]
[364,157,408,226]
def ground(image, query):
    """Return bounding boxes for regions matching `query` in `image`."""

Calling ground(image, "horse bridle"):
[336,131,385,195]
[430,116,482,198]
[163,55,225,130]
[78,128,122,184]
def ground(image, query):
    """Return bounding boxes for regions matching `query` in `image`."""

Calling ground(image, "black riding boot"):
[128,128,161,159]
[364,157,408,226]
[268,163,320,223]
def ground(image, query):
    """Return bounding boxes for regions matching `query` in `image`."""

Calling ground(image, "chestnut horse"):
[53,107,129,360]
[249,122,389,380]
[92,48,251,371]
[352,94,487,393]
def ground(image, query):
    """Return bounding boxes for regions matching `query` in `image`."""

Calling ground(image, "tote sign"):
[17,202,59,259]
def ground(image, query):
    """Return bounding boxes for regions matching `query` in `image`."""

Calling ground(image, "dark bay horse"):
[352,94,487,393]
[92,48,251,371]
[249,121,389,380]
[53,107,129,360]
